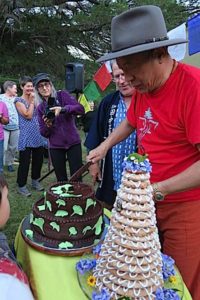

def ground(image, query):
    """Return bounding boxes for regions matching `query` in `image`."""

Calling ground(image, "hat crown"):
[112,5,168,52]
[32,73,50,87]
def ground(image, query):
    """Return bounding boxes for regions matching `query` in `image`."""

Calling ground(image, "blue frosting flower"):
[162,254,175,280]
[163,288,181,300]
[155,287,164,300]
[122,154,152,173]
[76,259,96,275]
[92,288,111,300]
[93,244,102,255]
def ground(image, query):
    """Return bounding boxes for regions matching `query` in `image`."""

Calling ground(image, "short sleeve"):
[127,94,136,127]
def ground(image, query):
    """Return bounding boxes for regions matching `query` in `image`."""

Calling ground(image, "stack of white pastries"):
[93,153,164,299]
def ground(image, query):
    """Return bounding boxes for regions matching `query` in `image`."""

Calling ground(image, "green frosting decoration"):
[127,152,148,163]
[33,218,45,233]
[71,205,83,216]
[25,229,33,239]
[50,222,60,232]
[93,216,103,235]
[46,201,52,211]
[69,227,78,236]
[58,241,73,249]
[56,199,66,207]
[51,184,73,195]
[55,210,68,217]
[85,198,96,212]
[82,226,92,235]
[38,204,46,211]
[30,213,34,224]
[61,193,82,198]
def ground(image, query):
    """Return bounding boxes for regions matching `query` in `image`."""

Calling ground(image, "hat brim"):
[97,38,188,63]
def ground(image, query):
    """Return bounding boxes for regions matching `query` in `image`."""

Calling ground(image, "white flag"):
[168,23,187,61]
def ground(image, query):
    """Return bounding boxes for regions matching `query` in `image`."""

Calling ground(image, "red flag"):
[93,64,112,91]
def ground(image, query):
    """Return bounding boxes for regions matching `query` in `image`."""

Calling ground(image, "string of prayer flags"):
[83,81,101,102]
[93,63,112,91]
[188,14,200,55]
[168,23,186,61]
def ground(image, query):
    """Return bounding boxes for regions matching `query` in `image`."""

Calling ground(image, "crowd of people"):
[0,4,199,300]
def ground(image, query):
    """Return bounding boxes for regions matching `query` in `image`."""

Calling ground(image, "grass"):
[2,130,90,245]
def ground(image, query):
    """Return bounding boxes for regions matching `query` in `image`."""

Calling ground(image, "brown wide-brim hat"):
[97,5,187,62]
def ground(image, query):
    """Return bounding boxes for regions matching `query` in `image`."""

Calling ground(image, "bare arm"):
[87,118,135,163]
[15,93,35,119]
[155,144,200,196]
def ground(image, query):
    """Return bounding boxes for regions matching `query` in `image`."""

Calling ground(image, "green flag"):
[83,81,101,102]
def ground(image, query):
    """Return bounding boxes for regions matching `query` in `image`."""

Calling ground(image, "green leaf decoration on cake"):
[118,297,131,300]
[32,218,45,233]
[61,193,82,198]
[55,210,68,217]
[25,229,33,239]
[85,198,96,212]
[94,239,100,245]
[127,152,147,163]
[51,184,73,195]
[93,216,103,235]
[46,201,52,211]
[82,226,92,235]
[71,205,83,216]
[56,199,66,207]
[50,222,60,232]
[69,227,78,236]
[58,241,73,249]
[30,213,34,224]
[37,204,46,211]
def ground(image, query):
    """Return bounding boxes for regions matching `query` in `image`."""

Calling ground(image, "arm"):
[53,91,84,116]
[0,102,9,125]
[87,118,135,163]
[15,95,35,120]
[154,144,200,197]
[0,114,9,125]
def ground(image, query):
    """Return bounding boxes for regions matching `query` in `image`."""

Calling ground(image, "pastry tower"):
[93,153,164,299]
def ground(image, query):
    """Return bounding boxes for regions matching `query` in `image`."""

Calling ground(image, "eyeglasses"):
[112,73,125,83]
[37,82,51,89]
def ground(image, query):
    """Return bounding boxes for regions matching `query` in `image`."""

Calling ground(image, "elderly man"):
[85,61,136,209]
[87,5,200,300]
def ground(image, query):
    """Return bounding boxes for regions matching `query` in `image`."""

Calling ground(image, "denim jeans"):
[0,139,4,173]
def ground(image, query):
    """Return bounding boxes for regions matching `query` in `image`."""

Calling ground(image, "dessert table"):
[14,209,192,300]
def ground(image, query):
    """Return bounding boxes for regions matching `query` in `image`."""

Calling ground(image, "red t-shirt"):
[127,62,200,202]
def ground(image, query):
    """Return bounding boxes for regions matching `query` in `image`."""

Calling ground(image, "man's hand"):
[87,143,108,164]
[89,163,102,184]
[50,106,62,116]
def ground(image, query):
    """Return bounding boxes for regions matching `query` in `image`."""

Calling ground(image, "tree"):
[0,0,192,87]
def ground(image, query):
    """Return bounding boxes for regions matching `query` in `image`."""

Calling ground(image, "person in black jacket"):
[85,61,137,208]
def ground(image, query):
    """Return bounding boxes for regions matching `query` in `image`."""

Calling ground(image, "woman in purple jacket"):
[34,73,84,181]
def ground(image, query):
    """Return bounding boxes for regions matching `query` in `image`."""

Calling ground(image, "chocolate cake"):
[29,181,104,249]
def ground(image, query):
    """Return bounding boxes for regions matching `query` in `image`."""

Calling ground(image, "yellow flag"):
[78,94,91,113]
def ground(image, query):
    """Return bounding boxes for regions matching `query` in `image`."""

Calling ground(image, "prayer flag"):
[83,81,101,102]
[78,94,91,113]
[188,14,200,55]
[93,64,112,91]
[168,23,187,61]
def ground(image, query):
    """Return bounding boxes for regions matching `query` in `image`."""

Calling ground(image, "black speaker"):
[65,63,84,94]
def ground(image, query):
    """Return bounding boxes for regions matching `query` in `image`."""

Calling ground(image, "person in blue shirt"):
[85,61,137,209]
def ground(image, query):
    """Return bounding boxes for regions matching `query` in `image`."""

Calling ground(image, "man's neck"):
[122,94,132,109]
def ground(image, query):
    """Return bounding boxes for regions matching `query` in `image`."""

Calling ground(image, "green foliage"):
[0,0,191,88]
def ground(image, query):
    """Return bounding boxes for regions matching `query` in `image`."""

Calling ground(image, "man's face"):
[112,62,135,97]
[117,52,158,93]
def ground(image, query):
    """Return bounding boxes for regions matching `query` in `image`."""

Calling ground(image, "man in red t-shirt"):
[87,5,200,300]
